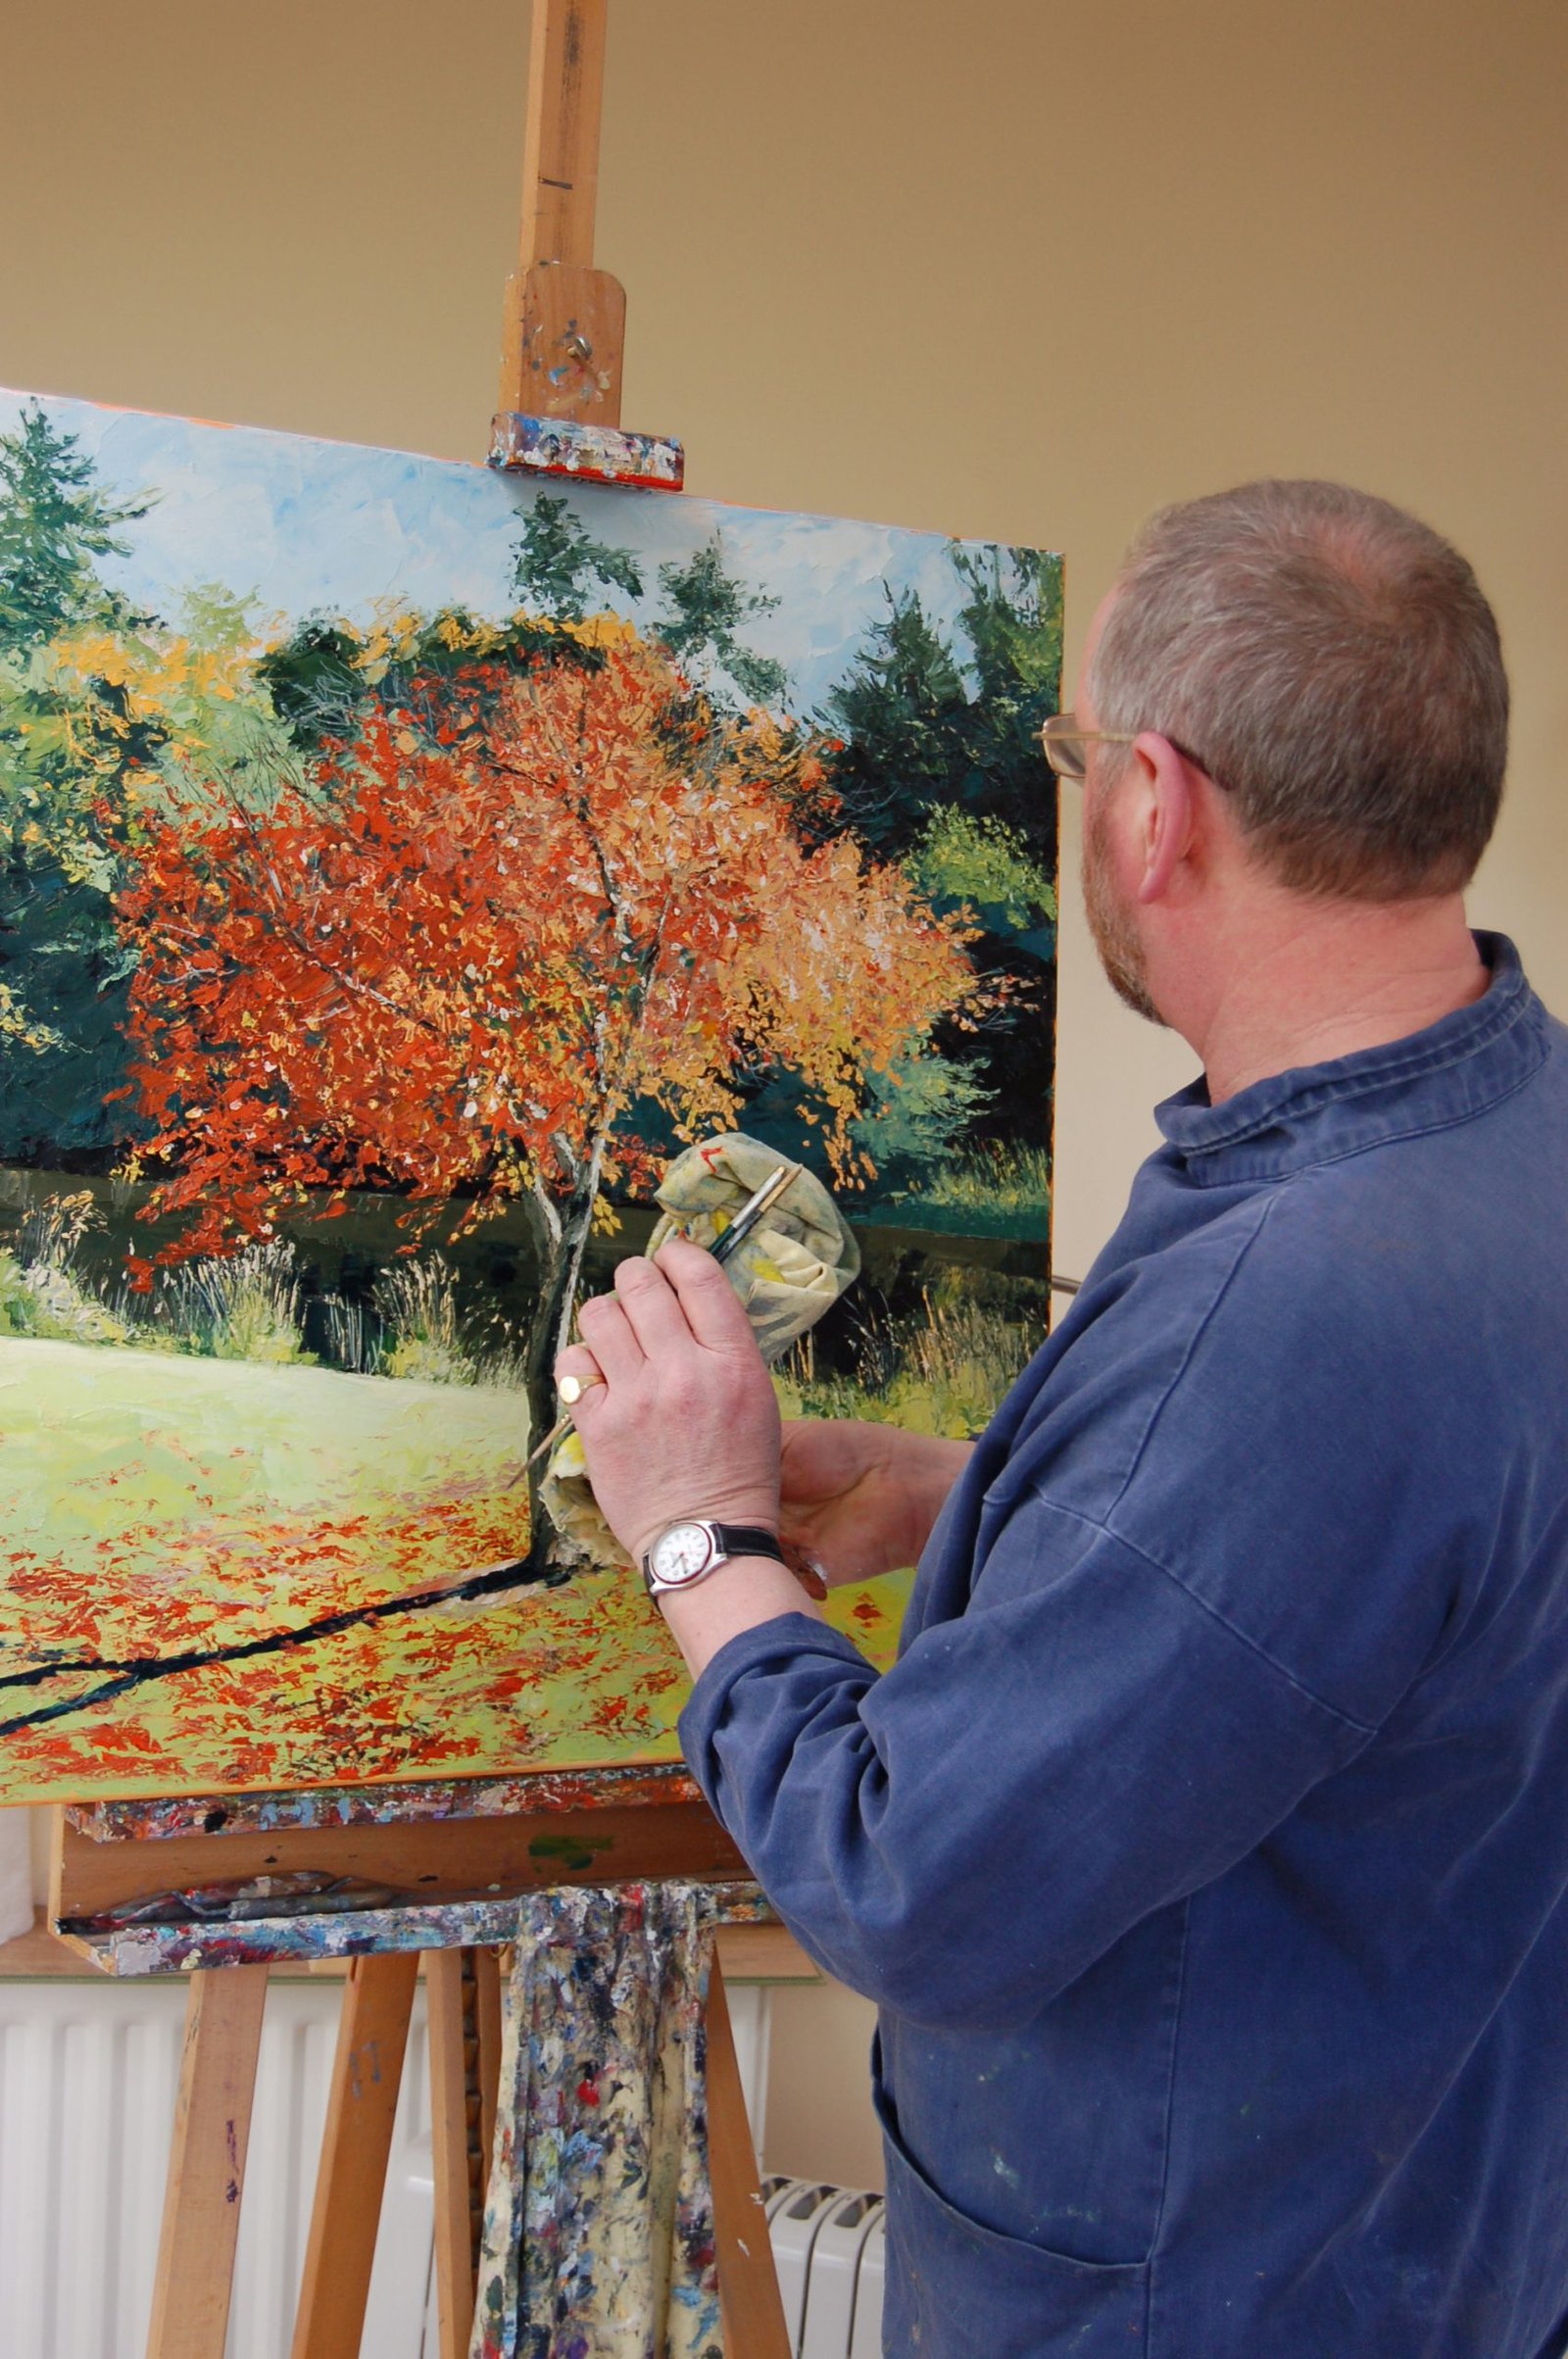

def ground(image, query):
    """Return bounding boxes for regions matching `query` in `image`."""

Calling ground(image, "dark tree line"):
[0,407,156,1160]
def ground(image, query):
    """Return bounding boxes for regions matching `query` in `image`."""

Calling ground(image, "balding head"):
[1085,481,1508,901]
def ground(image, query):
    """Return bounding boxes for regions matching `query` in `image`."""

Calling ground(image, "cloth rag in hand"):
[539,1134,859,1570]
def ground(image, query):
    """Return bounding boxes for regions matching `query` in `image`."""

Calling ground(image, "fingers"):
[566,1234,760,1400]
[573,1289,644,1385]
[653,1236,759,1352]
[552,1343,609,1425]
[609,1253,694,1357]
[554,1343,603,1390]
[779,1538,829,1600]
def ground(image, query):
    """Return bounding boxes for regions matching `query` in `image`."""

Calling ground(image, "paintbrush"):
[521,1160,798,1474]
[706,1159,795,1265]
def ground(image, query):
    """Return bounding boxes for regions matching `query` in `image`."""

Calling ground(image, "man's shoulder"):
[1171,991,1568,1324]
[1006,986,1568,1508]
[1258,1006,1568,1318]
[1028,1076,1568,1499]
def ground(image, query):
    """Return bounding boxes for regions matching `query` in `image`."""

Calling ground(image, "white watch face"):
[650,1523,717,1587]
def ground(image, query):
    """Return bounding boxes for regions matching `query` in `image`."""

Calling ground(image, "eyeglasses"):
[1041,712,1231,790]
[1039,713,1140,781]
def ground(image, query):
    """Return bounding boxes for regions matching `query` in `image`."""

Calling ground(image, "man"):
[559,481,1568,2357]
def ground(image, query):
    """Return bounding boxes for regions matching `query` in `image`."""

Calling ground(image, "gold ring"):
[558,1371,606,1406]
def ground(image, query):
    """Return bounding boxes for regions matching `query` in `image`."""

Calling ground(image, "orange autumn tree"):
[113,635,981,1564]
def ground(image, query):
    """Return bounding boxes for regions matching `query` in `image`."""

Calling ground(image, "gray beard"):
[1082,812,1163,1026]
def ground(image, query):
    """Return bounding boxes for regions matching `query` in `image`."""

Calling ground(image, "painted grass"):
[896,1141,1053,1237]
[0,1337,908,1805]
[776,1275,1048,1439]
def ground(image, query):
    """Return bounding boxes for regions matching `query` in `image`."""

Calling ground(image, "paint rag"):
[541,1134,858,1567]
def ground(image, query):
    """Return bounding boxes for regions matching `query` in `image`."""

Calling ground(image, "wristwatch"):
[641,1520,788,1596]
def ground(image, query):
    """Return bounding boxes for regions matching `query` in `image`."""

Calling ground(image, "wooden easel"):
[83,9,791,2352]
[491,0,683,488]
[498,0,623,434]
[53,1766,797,2359]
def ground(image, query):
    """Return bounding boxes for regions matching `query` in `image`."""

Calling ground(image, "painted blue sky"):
[1,386,1056,720]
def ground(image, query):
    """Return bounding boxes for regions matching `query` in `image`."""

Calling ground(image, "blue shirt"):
[681,937,1568,2358]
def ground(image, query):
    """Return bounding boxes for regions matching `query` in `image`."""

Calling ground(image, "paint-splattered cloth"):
[643,1133,859,1365]
[470,1881,724,2359]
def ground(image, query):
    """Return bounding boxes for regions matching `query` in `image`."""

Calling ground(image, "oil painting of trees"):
[0,389,1060,1803]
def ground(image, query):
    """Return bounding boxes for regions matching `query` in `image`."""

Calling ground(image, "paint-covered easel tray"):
[0,388,1058,1806]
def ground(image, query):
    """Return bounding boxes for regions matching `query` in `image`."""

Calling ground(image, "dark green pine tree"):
[949,544,1063,841]
[654,538,787,707]
[941,544,1061,1155]
[812,546,1063,1179]
[0,406,156,1162]
[823,590,971,854]
[0,403,150,658]
[952,545,1062,708]
[512,494,643,623]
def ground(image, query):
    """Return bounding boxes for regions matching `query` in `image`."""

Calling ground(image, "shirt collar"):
[1154,935,1547,1185]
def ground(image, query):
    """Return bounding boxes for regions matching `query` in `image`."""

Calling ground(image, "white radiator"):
[0,1976,434,2359]
[0,1970,769,2359]
[762,2175,886,2359]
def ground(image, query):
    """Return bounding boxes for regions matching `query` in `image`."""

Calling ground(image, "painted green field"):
[0,1337,910,1804]
[2,1332,530,1537]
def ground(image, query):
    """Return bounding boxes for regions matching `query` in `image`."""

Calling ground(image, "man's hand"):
[558,1237,782,1569]
[780,1419,974,1585]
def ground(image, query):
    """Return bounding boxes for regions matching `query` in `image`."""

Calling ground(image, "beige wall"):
[6,0,1563,2186]
[7,0,1562,1276]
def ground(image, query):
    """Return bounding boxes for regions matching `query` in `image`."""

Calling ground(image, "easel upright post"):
[145,1964,270,2359]
[490,0,684,487]
[497,0,624,431]
[516,0,607,278]
[289,1951,420,2359]
[708,1955,793,2358]
[427,1947,485,2359]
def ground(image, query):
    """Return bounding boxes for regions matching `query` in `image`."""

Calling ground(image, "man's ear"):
[1132,732,1197,906]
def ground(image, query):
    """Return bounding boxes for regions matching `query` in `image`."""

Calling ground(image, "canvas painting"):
[0,389,1060,1804]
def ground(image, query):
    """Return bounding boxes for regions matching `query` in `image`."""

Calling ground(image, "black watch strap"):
[710,1523,787,1565]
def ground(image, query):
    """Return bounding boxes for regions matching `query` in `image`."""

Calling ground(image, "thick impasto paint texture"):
[0,389,1060,1803]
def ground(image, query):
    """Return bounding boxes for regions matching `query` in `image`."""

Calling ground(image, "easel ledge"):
[49,1760,762,1972]
[28,1758,808,2359]
[0,1906,820,1985]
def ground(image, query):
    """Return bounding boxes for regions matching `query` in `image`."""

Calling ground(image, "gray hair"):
[1085,479,1508,900]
